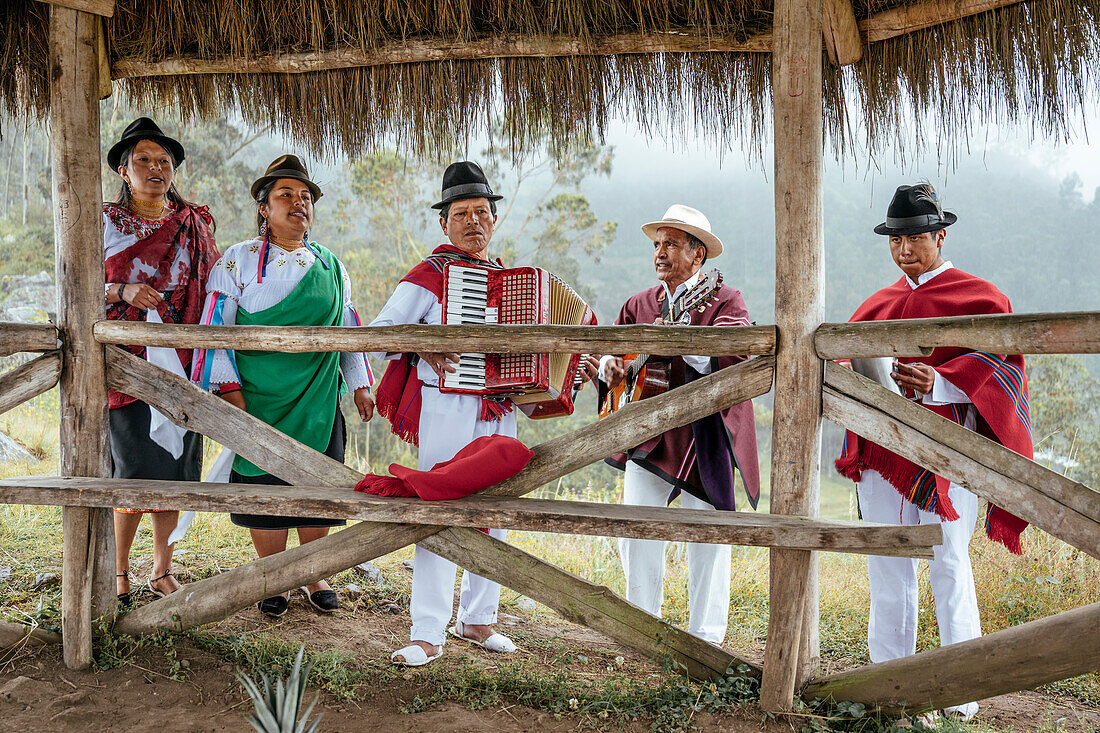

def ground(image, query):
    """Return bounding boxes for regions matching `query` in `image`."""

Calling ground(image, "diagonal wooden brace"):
[823,361,1100,559]
[110,346,775,669]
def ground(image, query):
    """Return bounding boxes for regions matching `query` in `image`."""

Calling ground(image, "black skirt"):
[228,409,348,531]
[109,401,203,509]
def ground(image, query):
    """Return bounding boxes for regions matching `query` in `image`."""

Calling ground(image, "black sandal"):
[258,595,290,618]
[116,573,131,607]
[147,571,177,599]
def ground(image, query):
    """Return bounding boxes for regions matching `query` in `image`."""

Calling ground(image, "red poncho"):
[835,268,1032,554]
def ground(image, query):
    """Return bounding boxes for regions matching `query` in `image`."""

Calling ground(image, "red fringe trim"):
[986,507,1026,555]
[354,474,415,497]
[838,441,959,522]
[479,399,514,422]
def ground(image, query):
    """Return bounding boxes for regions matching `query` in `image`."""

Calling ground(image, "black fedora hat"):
[874,183,957,236]
[250,154,323,201]
[107,117,186,171]
[431,161,503,210]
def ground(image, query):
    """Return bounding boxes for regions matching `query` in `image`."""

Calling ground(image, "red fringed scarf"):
[374,245,513,445]
[104,203,220,409]
[835,268,1032,554]
[355,434,533,501]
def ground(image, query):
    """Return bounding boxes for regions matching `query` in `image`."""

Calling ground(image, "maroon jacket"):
[603,282,761,510]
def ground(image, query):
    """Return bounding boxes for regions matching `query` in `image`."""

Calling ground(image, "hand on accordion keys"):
[575,354,601,390]
[417,351,461,379]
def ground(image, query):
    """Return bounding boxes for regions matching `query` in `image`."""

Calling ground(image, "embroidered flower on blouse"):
[247,243,260,253]
[295,257,309,268]
[103,202,176,240]
[222,259,236,273]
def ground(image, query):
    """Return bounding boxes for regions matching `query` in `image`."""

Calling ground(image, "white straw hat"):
[641,204,723,258]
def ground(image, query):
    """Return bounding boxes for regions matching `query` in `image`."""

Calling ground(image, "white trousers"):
[408,388,514,646]
[618,461,731,644]
[858,469,983,717]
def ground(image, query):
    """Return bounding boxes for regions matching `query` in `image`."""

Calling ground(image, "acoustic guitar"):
[598,269,723,418]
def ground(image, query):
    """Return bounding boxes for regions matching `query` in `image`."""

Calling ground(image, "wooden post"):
[761,0,825,711]
[50,5,113,669]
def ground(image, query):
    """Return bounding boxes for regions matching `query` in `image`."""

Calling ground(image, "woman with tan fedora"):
[194,155,375,617]
[104,117,221,606]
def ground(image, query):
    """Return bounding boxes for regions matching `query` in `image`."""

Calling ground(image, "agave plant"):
[236,645,323,733]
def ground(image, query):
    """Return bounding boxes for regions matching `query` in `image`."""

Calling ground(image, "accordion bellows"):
[441,263,595,419]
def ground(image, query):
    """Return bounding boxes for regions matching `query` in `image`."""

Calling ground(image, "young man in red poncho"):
[367,162,532,667]
[835,183,1033,722]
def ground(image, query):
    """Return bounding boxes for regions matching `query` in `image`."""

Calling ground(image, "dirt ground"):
[2,593,1099,733]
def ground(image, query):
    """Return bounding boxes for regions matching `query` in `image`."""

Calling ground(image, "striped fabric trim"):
[713,315,750,326]
[193,292,239,390]
[967,352,1032,438]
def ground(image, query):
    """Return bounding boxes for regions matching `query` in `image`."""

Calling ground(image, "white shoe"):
[390,643,442,667]
[448,622,517,653]
[944,702,979,721]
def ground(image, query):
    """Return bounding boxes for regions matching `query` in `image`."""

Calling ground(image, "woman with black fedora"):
[193,154,375,618]
[834,182,1032,723]
[104,117,221,605]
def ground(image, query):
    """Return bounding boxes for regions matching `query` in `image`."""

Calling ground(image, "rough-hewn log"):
[762,0,825,710]
[50,5,113,671]
[111,350,773,636]
[0,351,61,417]
[815,311,1100,359]
[0,323,59,356]
[803,602,1100,714]
[823,362,1100,559]
[112,32,772,78]
[94,321,776,356]
[0,475,940,558]
[0,620,60,648]
[823,0,863,65]
[860,0,1027,43]
[421,527,759,680]
[34,0,115,18]
[109,0,1029,79]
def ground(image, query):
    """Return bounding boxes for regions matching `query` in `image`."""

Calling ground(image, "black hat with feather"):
[874,183,957,236]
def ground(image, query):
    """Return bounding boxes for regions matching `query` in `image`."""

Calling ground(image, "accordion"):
[440,262,596,419]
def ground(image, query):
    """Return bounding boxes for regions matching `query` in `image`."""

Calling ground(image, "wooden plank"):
[0,476,941,558]
[861,0,1029,43]
[0,351,61,417]
[34,0,115,18]
[111,350,774,642]
[0,620,60,648]
[50,5,113,671]
[0,323,60,356]
[823,362,1100,559]
[761,0,825,711]
[815,311,1100,359]
[420,527,759,680]
[803,602,1100,714]
[823,0,863,65]
[93,321,777,356]
[112,31,774,78]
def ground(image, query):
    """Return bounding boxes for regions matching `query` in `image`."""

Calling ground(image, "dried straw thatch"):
[2,0,1099,157]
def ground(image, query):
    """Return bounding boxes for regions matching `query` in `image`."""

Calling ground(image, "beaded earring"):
[259,218,268,236]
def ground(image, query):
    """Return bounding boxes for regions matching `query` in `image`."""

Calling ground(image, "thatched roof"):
[2,0,1099,156]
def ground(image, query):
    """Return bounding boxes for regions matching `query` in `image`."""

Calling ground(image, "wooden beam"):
[762,0,825,711]
[0,323,60,357]
[0,476,941,558]
[860,0,1028,43]
[803,602,1100,714]
[107,0,1030,80]
[50,5,114,671]
[111,350,774,636]
[112,31,773,78]
[420,527,759,680]
[0,620,60,648]
[0,351,61,417]
[823,0,863,65]
[815,311,1100,360]
[34,0,115,18]
[94,321,777,356]
[823,362,1100,559]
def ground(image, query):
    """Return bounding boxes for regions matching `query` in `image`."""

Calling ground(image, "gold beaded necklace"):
[129,196,167,221]
[269,233,306,251]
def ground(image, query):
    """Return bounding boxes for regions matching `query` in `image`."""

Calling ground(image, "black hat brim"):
[107,134,186,172]
[874,210,957,236]
[251,171,324,201]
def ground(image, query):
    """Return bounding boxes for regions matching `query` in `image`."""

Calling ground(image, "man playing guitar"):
[598,204,761,645]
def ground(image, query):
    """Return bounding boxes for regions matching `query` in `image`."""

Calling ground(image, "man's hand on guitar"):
[602,356,626,386]
[418,351,460,379]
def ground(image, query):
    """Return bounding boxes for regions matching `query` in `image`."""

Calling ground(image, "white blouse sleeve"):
[193,249,244,388]
[336,258,374,392]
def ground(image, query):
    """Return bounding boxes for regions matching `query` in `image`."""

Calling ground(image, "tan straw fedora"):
[641,204,723,258]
